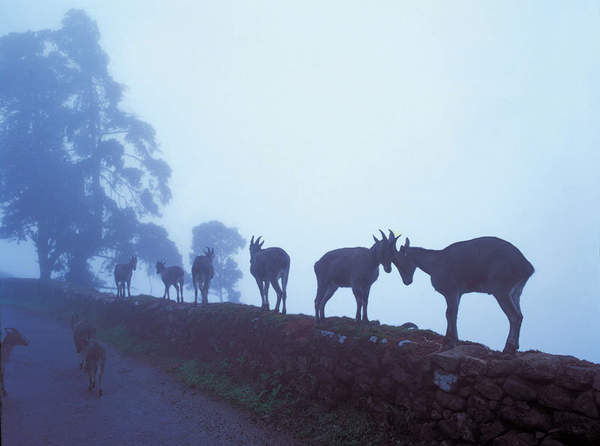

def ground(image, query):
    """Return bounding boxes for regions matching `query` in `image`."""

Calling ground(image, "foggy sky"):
[1,1,599,362]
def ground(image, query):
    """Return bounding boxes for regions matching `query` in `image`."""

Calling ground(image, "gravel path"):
[1,305,300,446]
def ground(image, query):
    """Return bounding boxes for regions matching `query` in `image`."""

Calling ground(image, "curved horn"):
[379,229,387,241]
[256,236,263,245]
[389,229,401,242]
[250,235,255,245]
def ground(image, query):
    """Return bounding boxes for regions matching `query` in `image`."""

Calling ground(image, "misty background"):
[1,1,598,362]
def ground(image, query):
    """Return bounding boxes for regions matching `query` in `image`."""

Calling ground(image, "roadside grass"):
[174,358,407,446]
[96,324,161,355]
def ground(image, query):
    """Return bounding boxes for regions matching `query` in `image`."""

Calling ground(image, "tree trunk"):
[36,225,51,281]
[38,249,51,281]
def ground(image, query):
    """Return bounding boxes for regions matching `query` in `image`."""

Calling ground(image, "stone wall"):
[1,278,599,445]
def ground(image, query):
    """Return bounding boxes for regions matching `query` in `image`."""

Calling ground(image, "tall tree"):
[56,10,172,284]
[0,10,173,284]
[0,28,88,279]
[189,221,245,302]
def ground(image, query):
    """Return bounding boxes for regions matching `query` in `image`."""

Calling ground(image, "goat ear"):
[250,235,255,245]
[373,235,379,243]
[404,238,410,248]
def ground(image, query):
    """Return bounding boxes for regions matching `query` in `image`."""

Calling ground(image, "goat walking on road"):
[393,236,534,354]
[71,314,97,369]
[156,261,185,303]
[314,230,399,323]
[192,248,215,305]
[114,256,137,298]
[83,340,106,397]
[1,327,29,396]
[249,236,290,313]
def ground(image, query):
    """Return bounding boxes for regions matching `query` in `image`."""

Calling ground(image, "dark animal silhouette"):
[1,328,29,396]
[249,236,290,313]
[314,229,399,323]
[156,260,185,303]
[71,313,97,369]
[114,255,137,298]
[83,340,106,397]
[393,236,534,354]
[192,248,215,305]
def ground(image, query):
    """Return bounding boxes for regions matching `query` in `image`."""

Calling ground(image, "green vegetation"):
[97,324,160,355]
[174,358,408,446]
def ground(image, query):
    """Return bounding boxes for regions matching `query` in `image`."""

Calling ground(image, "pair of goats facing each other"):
[114,255,137,298]
[313,231,534,355]
[249,236,290,313]
[156,260,185,303]
[1,327,29,397]
[71,314,105,397]
[191,248,215,305]
[392,236,534,354]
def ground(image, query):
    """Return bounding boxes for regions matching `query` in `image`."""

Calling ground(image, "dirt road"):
[1,305,299,446]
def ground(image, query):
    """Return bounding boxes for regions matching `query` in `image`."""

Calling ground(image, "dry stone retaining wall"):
[1,278,599,445]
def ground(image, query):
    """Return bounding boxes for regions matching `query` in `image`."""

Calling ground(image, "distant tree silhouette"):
[0,10,172,284]
[189,221,245,302]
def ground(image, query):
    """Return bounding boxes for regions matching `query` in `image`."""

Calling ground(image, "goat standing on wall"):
[314,229,399,323]
[393,236,534,354]
[83,340,106,397]
[249,236,290,313]
[156,260,185,303]
[192,248,215,305]
[1,328,29,396]
[114,255,137,298]
[71,314,97,369]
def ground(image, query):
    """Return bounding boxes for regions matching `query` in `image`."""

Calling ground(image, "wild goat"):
[1,328,29,396]
[249,236,290,313]
[71,314,97,369]
[83,340,106,397]
[114,255,137,298]
[156,260,185,303]
[314,230,399,323]
[393,236,534,354]
[192,248,215,305]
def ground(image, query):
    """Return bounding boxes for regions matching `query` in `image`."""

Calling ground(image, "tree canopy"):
[0,10,177,285]
[189,221,245,302]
